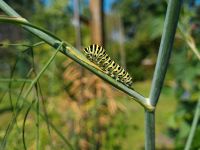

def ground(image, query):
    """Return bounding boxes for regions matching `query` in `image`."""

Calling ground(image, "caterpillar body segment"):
[83,44,133,87]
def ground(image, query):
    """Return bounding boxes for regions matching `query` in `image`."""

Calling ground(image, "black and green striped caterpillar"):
[83,44,133,87]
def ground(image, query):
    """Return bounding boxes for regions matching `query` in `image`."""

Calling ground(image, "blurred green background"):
[0,0,200,149]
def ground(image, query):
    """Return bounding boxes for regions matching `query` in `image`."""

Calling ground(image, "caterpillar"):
[83,44,133,87]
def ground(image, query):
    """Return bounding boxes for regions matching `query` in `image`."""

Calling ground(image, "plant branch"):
[149,0,182,106]
[11,91,74,150]
[0,0,154,111]
[184,98,200,150]
[0,78,32,82]
[145,111,155,150]
[145,0,182,150]
[0,42,63,150]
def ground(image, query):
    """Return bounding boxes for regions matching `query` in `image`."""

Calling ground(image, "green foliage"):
[112,0,166,38]
[168,3,200,149]
[5,0,35,17]
[110,1,166,80]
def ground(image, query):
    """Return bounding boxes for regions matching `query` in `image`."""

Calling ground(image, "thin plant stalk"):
[11,91,74,150]
[22,97,35,150]
[23,42,63,100]
[0,41,45,48]
[0,42,64,150]
[145,0,182,149]
[36,85,40,150]
[178,24,200,60]
[184,98,200,150]
[0,78,32,82]
[7,89,74,150]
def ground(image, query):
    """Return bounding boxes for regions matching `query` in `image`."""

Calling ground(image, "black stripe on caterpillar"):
[84,44,133,87]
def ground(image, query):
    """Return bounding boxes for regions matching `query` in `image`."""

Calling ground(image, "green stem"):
[145,111,155,150]
[12,91,74,150]
[0,43,63,150]
[23,42,63,99]
[149,0,182,106]
[0,78,32,82]
[184,98,200,150]
[145,0,182,150]
[0,41,45,48]
[0,0,154,111]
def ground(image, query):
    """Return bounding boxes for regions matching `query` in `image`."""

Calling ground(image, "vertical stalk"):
[145,111,155,149]
[145,0,182,150]
[184,98,200,150]
[150,0,182,106]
